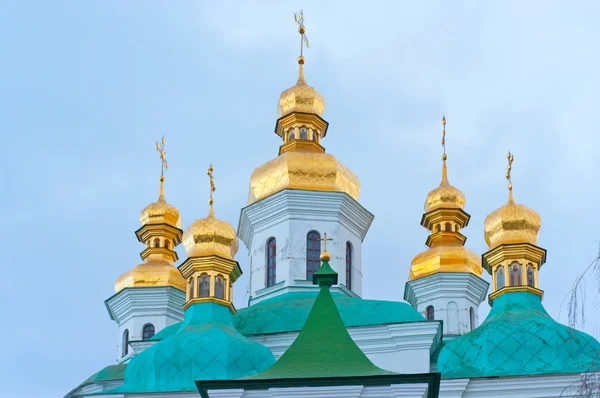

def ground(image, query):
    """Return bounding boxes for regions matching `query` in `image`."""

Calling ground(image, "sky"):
[2,1,600,397]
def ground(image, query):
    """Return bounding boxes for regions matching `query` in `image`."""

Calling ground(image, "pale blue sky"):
[2,1,600,397]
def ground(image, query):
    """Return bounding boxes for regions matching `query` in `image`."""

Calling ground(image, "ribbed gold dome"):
[425,161,466,212]
[182,210,239,260]
[484,191,541,249]
[277,60,325,118]
[140,179,181,228]
[410,245,482,280]
[114,261,185,292]
[248,151,360,204]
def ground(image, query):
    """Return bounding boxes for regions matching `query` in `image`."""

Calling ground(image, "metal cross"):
[320,232,333,252]
[506,151,515,191]
[156,136,168,178]
[207,164,216,206]
[441,115,447,161]
[294,10,310,57]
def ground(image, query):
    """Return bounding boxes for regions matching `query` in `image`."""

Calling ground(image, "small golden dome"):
[140,179,181,228]
[320,249,331,262]
[182,210,239,260]
[410,245,482,280]
[484,191,541,249]
[425,161,466,212]
[277,60,326,118]
[114,261,186,293]
[248,151,359,204]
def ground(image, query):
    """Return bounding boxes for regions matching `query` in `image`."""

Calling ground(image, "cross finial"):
[506,151,515,204]
[441,115,447,161]
[320,232,333,252]
[155,136,168,197]
[294,10,310,61]
[207,164,216,215]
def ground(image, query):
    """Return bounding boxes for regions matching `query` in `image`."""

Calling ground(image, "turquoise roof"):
[108,302,275,393]
[438,291,600,378]
[80,363,127,386]
[244,260,393,380]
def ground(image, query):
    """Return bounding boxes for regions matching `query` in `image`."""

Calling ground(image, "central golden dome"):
[248,151,360,204]
[425,161,466,212]
[277,59,325,118]
[484,191,541,249]
[183,210,239,260]
[114,261,185,292]
[410,245,482,280]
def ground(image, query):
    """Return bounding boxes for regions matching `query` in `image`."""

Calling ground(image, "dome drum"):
[482,242,547,274]
[275,111,329,139]
[420,208,470,231]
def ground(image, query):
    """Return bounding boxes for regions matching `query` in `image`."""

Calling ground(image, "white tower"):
[404,118,488,338]
[105,139,185,362]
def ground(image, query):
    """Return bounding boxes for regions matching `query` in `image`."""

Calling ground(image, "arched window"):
[154,238,160,248]
[214,275,225,300]
[142,324,155,340]
[199,273,210,297]
[435,224,441,232]
[188,278,194,299]
[164,239,170,249]
[300,126,308,140]
[122,329,129,357]
[496,266,505,290]
[426,305,435,321]
[510,262,522,286]
[445,222,452,232]
[470,307,476,330]
[312,131,318,141]
[288,129,295,142]
[527,263,535,287]
[306,231,321,280]
[345,241,353,291]
[266,237,277,287]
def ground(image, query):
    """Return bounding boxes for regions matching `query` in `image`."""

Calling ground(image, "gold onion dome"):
[140,177,182,228]
[425,160,466,212]
[277,57,326,118]
[182,166,239,260]
[483,152,541,249]
[114,263,185,293]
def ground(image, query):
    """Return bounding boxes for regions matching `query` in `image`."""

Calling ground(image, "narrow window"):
[154,238,160,248]
[435,224,441,232]
[164,239,170,249]
[122,329,129,357]
[527,264,535,287]
[510,262,522,286]
[300,126,308,140]
[306,231,321,280]
[445,222,452,232]
[199,273,210,297]
[312,131,318,141]
[346,241,353,291]
[142,324,155,340]
[188,278,194,299]
[470,307,476,330]
[288,129,295,142]
[214,275,225,300]
[266,237,277,287]
[426,305,435,321]
[496,266,505,290]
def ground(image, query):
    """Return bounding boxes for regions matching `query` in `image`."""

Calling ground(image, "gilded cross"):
[207,164,216,206]
[441,115,447,161]
[320,232,333,252]
[506,151,515,191]
[155,136,168,178]
[294,10,310,57]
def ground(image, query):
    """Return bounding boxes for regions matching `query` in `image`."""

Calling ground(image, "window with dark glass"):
[436,224,441,232]
[214,275,225,299]
[266,237,277,287]
[142,324,155,340]
[426,305,435,321]
[312,131,318,141]
[189,278,194,299]
[300,126,308,140]
[164,239,170,249]
[306,231,321,280]
[199,273,210,297]
[527,264,535,287]
[154,238,160,248]
[496,266,505,290]
[470,307,476,330]
[122,329,129,357]
[445,222,452,232]
[346,241,353,290]
[288,129,295,142]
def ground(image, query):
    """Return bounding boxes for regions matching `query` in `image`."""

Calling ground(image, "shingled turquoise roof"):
[437,291,600,378]
[243,260,393,380]
[107,302,275,393]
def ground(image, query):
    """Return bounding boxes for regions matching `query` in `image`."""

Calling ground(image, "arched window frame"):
[188,278,195,299]
[287,128,295,142]
[445,222,452,232]
[299,126,308,140]
[214,274,225,300]
[426,305,435,321]
[164,239,170,249]
[199,273,210,297]
[306,231,321,281]
[526,263,535,287]
[509,261,522,286]
[266,237,277,288]
[122,329,129,357]
[496,265,505,290]
[154,238,160,248]
[345,241,353,291]
[142,324,155,340]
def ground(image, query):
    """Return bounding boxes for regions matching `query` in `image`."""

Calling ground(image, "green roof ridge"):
[245,260,393,380]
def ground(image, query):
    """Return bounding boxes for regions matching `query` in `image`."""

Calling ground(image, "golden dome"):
[425,161,466,212]
[410,245,482,280]
[114,261,185,292]
[277,59,325,118]
[182,209,239,260]
[248,151,360,204]
[484,191,541,249]
[140,178,181,228]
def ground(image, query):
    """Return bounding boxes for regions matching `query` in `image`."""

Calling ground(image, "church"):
[64,13,600,398]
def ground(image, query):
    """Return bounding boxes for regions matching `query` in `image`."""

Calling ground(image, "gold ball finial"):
[442,154,447,161]
[319,233,334,261]
[298,56,305,65]
[320,250,331,262]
